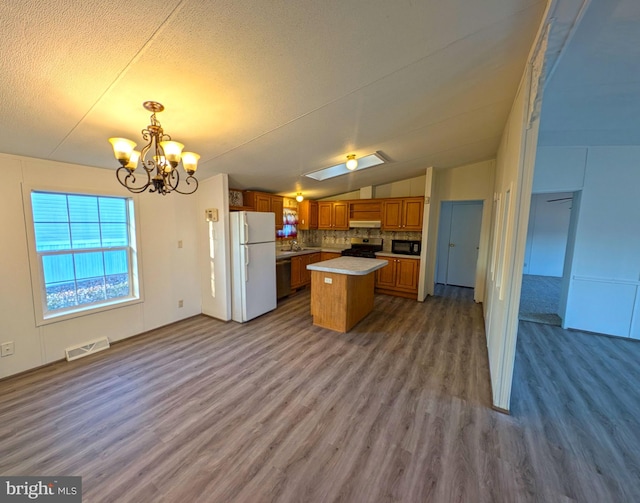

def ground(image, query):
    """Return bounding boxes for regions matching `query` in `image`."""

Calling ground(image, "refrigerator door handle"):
[243,213,249,244]
[244,244,249,282]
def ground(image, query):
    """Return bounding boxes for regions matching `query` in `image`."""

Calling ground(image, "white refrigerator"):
[230,211,277,322]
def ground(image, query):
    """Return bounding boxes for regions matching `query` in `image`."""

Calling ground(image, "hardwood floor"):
[0,286,638,502]
[511,321,640,502]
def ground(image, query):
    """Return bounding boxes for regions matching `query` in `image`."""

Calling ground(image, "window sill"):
[36,296,143,327]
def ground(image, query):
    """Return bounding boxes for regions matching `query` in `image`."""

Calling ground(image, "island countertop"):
[306,256,388,276]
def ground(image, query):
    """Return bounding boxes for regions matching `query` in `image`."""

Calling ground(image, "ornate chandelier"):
[108,101,199,195]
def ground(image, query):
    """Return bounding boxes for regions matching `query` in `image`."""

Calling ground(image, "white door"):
[446,202,483,287]
[242,241,276,321]
[243,211,275,244]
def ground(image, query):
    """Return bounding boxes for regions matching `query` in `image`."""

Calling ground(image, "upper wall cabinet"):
[349,200,382,221]
[382,197,424,231]
[244,191,284,230]
[298,200,318,230]
[317,201,349,230]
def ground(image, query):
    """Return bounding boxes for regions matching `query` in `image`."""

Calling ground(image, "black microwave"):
[392,240,421,255]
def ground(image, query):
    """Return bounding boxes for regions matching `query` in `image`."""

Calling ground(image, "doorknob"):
[449,243,455,247]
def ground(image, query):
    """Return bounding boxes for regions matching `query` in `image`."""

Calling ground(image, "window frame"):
[22,184,144,326]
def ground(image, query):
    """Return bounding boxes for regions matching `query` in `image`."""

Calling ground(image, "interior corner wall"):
[0,153,201,380]
[198,174,232,321]
[424,160,495,301]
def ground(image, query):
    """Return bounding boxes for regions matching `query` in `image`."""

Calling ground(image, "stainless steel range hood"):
[349,220,382,228]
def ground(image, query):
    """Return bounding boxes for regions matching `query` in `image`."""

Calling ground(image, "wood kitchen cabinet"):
[291,252,321,289]
[375,257,420,298]
[317,201,349,230]
[381,197,424,231]
[271,196,284,230]
[298,200,318,230]
[320,252,341,262]
[244,191,284,230]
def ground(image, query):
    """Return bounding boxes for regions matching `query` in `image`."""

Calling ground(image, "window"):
[27,190,141,323]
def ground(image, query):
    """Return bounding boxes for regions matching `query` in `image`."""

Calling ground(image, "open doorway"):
[435,201,483,290]
[518,191,573,325]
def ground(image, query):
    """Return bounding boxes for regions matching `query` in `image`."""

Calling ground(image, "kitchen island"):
[307,256,388,333]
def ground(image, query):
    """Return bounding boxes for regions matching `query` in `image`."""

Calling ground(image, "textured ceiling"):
[539,0,640,146]
[1,0,547,198]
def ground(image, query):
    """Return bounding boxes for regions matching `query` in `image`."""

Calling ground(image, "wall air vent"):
[65,337,110,362]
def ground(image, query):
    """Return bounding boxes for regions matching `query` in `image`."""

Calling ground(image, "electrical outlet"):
[1,342,15,357]
[324,277,333,284]
[178,300,184,308]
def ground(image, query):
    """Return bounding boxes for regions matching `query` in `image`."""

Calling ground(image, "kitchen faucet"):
[290,239,300,251]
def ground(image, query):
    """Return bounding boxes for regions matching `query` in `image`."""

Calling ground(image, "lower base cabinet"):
[375,257,420,298]
[291,253,321,289]
[320,252,341,262]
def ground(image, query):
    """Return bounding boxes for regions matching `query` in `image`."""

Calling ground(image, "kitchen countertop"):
[275,246,346,259]
[306,257,388,276]
[375,252,421,260]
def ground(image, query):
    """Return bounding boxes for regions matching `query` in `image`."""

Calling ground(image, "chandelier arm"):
[165,168,180,191]
[171,175,199,195]
[116,167,152,193]
[139,138,158,175]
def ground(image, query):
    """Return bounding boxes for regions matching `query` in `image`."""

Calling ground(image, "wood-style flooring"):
[0,286,639,502]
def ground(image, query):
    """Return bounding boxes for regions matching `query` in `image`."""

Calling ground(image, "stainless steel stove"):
[341,238,383,258]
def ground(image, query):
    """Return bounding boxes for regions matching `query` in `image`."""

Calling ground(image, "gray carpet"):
[519,274,562,326]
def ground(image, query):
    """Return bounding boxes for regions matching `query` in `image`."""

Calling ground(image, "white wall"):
[198,174,232,321]
[417,168,433,302]
[0,153,201,379]
[321,174,427,201]
[537,146,640,339]
[533,146,586,192]
[523,192,572,277]
[374,175,426,198]
[425,160,495,301]
[483,63,540,411]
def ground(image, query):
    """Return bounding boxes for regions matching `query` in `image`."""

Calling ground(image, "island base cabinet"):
[310,271,375,332]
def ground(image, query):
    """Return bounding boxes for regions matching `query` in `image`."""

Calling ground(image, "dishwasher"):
[276,258,292,299]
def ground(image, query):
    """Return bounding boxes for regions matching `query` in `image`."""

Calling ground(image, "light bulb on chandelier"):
[108,101,199,195]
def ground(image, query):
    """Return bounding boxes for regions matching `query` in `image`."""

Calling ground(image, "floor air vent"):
[65,337,110,362]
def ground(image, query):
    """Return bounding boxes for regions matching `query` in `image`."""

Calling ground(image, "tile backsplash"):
[299,229,421,252]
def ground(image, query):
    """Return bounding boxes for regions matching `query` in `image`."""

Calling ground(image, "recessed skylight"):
[304,152,386,181]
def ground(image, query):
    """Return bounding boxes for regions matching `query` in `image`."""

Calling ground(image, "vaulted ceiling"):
[1,0,546,198]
